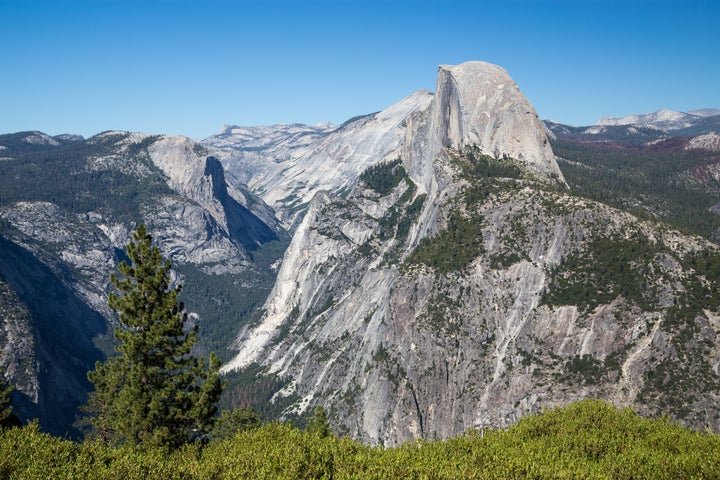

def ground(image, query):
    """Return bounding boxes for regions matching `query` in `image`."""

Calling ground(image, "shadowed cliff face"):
[0,235,106,437]
[223,62,720,446]
[203,156,278,250]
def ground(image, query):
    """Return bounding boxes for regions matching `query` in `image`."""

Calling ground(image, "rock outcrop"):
[223,62,720,446]
[204,92,433,228]
[416,62,563,182]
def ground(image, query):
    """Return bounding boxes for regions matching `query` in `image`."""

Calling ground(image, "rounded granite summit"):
[431,61,565,182]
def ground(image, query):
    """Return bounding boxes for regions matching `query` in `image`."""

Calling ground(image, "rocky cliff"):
[223,62,720,445]
[0,131,284,435]
[204,63,565,230]
[204,92,433,228]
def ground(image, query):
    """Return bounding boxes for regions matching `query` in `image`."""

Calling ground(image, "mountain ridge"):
[596,108,720,132]
[216,62,720,446]
[2,63,720,444]
[0,130,286,435]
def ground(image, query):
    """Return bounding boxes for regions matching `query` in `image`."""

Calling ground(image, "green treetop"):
[306,406,331,438]
[85,224,223,450]
[0,367,17,428]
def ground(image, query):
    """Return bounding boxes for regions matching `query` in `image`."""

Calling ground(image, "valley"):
[1,62,720,446]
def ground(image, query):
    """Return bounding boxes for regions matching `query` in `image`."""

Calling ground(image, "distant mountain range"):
[597,108,720,131]
[2,67,720,445]
[545,108,720,147]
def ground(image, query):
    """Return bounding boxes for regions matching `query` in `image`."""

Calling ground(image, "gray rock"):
[223,62,720,445]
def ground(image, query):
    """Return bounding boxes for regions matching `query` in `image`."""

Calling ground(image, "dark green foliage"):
[404,146,533,274]
[85,225,223,450]
[0,133,173,222]
[553,139,720,239]
[359,158,406,195]
[176,239,288,362]
[0,364,19,429]
[542,234,659,312]
[305,406,331,438]
[453,144,523,179]
[682,249,720,311]
[562,354,605,385]
[175,265,268,361]
[489,251,525,269]
[0,375,12,427]
[396,194,426,243]
[407,211,485,274]
[219,364,297,422]
[353,163,427,265]
[356,241,376,258]
[1,400,719,478]
[211,406,261,440]
[378,192,425,242]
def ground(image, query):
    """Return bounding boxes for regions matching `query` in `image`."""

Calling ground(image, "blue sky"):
[1,0,718,139]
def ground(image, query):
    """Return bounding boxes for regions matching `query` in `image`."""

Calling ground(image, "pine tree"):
[0,367,16,428]
[85,224,223,450]
[211,406,261,440]
[306,406,331,438]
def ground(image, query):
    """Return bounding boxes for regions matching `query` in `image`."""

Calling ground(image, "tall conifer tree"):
[0,367,16,428]
[86,224,223,449]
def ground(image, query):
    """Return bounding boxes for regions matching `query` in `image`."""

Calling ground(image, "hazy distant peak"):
[688,108,720,117]
[22,131,60,146]
[597,109,688,126]
[596,107,719,132]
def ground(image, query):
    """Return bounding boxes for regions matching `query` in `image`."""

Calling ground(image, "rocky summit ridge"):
[221,62,720,446]
[204,62,565,229]
[3,61,720,445]
[216,62,720,446]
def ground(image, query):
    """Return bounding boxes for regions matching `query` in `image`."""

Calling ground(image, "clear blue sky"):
[1,0,718,139]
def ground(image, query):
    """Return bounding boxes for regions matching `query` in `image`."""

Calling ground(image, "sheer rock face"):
[406,62,564,190]
[223,62,720,446]
[204,91,433,229]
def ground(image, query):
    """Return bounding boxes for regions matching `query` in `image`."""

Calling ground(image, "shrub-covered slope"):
[1,400,718,479]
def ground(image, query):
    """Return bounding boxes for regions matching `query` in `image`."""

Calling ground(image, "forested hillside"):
[550,132,720,240]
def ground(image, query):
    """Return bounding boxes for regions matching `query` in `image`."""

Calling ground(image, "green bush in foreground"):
[1,400,719,479]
